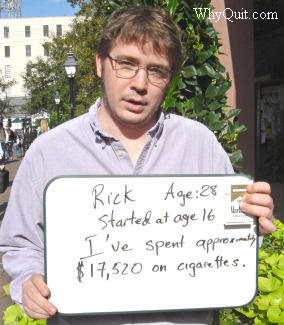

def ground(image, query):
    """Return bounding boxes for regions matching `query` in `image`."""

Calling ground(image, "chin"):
[119,114,152,128]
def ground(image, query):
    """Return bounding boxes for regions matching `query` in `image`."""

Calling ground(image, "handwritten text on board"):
[44,175,257,314]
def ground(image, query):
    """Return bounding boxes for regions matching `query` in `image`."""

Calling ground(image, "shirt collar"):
[89,97,165,142]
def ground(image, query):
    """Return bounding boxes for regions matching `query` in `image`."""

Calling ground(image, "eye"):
[148,67,168,78]
[117,60,136,69]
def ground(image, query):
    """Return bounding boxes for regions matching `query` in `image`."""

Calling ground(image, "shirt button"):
[118,150,124,157]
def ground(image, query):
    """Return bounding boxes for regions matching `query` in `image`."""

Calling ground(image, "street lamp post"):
[54,91,60,124]
[22,115,26,133]
[63,51,78,119]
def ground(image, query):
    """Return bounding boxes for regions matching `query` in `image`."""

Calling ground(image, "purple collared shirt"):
[0,98,233,325]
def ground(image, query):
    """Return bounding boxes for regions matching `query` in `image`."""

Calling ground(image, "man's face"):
[96,41,171,130]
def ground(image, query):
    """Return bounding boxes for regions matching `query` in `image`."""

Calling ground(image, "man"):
[0,121,6,168]
[4,124,14,160]
[0,6,275,325]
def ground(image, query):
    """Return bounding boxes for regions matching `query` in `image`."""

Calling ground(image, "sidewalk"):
[0,158,22,323]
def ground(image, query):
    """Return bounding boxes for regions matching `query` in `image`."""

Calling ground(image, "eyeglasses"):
[107,55,171,86]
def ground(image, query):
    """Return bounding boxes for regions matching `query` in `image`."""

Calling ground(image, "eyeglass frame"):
[107,55,172,86]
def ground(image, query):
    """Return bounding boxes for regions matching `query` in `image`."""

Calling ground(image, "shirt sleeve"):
[207,130,234,175]
[0,150,44,306]
[214,145,235,174]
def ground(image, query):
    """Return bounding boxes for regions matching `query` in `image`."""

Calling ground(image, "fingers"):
[240,182,276,235]
[258,216,276,235]
[246,182,271,195]
[241,193,274,214]
[22,274,57,319]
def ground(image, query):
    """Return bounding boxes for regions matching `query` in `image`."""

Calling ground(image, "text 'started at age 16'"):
[44,175,257,314]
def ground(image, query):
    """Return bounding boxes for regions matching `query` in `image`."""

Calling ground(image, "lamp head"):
[63,50,78,78]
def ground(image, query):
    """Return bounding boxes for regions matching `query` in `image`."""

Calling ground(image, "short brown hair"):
[40,119,49,133]
[97,6,185,78]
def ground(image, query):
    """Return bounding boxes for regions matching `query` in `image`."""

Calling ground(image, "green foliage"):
[104,0,246,169]
[1,283,10,297]
[220,220,284,325]
[22,0,246,168]
[236,220,284,325]
[63,0,105,114]
[0,70,16,93]
[163,0,246,169]
[22,0,103,121]
[261,219,284,255]
[219,309,240,325]
[1,284,46,325]
[3,304,46,325]
[22,58,61,116]
[22,129,38,152]
[0,70,16,116]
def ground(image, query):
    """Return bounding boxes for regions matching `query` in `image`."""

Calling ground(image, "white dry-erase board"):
[44,174,258,315]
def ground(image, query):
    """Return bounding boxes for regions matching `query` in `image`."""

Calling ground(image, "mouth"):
[126,98,147,105]
[124,98,147,111]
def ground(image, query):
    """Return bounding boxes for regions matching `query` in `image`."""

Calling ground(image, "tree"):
[23,0,246,168]
[22,38,71,127]
[0,70,16,117]
[63,0,105,115]
[22,58,60,115]
[22,0,104,124]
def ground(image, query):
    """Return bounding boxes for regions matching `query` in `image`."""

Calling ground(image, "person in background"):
[0,122,6,169]
[17,132,24,158]
[11,131,19,159]
[38,119,49,136]
[4,124,14,160]
[0,6,275,325]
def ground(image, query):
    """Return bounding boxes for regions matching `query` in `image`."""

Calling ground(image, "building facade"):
[212,0,283,219]
[0,16,74,113]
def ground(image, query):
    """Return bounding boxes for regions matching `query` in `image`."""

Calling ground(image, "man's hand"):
[22,274,57,319]
[240,182,276,235]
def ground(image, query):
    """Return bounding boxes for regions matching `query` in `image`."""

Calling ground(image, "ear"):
[96,53,102,78]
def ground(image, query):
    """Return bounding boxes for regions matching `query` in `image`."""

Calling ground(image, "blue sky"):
[21,0,79,18]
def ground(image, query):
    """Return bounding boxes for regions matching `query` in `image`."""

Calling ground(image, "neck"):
[97,101,157,141]
[97,100,159,166]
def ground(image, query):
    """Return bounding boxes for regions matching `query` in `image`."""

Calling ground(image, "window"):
[4,26,9,38]
[5,46,10,57]
[56,24,62,36]
[5,65,11,78]
[26,45,31,57]
[43,25,49,37]
[44,46,49,56]
[25,25,31,37]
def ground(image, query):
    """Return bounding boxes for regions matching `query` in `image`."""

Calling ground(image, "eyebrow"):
[114,54,170,70]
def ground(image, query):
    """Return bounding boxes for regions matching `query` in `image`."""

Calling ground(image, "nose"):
[130,68,148,93]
